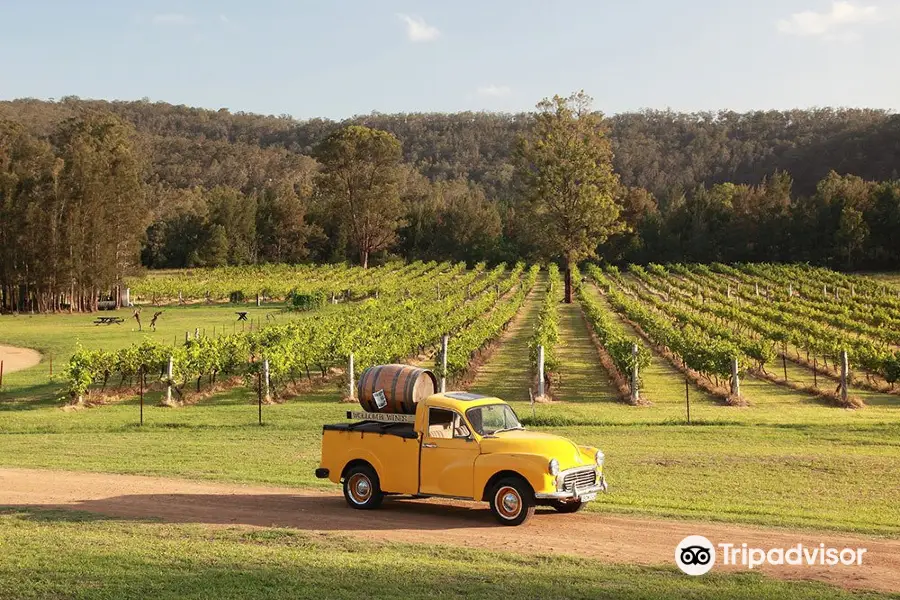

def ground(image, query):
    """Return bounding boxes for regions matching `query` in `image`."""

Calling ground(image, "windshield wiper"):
[489,426,525,435]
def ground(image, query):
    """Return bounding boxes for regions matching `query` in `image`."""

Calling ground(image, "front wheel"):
[550,499,584,513]
[343,465,384,510]
[489,477,535,526]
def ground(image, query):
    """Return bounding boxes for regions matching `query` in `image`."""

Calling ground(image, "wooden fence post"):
[348,352,355,400]
[684,376,691,424]
[166,356,174,405]
[840,350,849,405]
[630,343,640,404]
[263,359,270,403]
[139,365,144,426]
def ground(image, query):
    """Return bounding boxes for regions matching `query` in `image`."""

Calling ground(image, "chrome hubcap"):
[348,474,372,504]
[496,486,521,519]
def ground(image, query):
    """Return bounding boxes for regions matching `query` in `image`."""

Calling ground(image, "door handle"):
[422,443,438,448]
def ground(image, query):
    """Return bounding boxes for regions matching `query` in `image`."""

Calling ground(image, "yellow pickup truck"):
[316,390,607,525]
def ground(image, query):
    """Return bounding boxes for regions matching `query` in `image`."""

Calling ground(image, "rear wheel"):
[550,499,584,513]
[489,477,535,526]
[343,465,384,510]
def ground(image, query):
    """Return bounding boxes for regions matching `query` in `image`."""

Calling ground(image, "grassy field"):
[0,508,893,600]
[2,295,897,536]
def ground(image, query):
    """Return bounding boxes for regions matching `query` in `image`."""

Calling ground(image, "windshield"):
[465,404,523,436]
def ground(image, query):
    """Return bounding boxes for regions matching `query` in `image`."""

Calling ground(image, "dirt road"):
[0,468,896,593]
[0,345,41,374]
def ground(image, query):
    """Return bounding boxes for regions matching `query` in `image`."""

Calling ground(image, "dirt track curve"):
[0,345,41,374]
[0,468,896,594]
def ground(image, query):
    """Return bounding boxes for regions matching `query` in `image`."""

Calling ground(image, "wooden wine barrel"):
[357,364,438,414]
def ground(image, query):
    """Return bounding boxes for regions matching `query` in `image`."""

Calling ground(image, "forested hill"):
[2,97,898,198]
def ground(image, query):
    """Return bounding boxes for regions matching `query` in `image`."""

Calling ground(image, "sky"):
[1,0,898,119]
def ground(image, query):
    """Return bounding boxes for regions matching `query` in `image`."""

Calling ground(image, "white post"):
[166,355,174,404]
[731,358,740,397]
[194,327,200,339]
[440,335,448,393]
[836,288,840,301]
[537,345,545,398]
[125,287,131,307]
[256,293,261,307]
[263,359,270,402]
[726,285,731,299]
[755,282,759,296]
[823,284,827,296]
[348,352,355,400]
[840,350,849,404]
[788,283,792,299]
[631,343,640,403]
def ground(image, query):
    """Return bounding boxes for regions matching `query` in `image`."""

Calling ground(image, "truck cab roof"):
[424,392,506,411]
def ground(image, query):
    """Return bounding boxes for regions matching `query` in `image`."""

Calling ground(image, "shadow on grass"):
[4,493,498,531]
[0,382,65,411]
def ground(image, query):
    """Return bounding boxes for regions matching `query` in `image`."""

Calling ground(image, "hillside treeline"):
[1,97,899,311]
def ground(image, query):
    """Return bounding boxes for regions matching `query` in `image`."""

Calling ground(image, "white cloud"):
[151,13,193,26]
[397,14,440,42]
[777,1,882,37]
[476,85,512,98]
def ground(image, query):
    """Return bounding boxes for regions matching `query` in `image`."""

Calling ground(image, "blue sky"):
[1,1,897,118]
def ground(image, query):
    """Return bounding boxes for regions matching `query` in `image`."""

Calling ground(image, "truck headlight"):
[595,450,604,466]
[549,458,560,475]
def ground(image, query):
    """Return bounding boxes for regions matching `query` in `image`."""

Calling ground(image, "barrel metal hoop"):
[389,367,404,413]
[404,368,418,412]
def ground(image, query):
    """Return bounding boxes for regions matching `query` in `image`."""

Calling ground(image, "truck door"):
[419,407,479,498]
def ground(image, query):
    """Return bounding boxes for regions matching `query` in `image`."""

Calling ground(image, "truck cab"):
[316,391,607,525]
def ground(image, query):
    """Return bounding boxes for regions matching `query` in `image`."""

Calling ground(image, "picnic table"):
[94,316,125,325]
[235,312,249,322]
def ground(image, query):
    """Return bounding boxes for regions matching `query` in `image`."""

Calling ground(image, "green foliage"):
[291,292,326,312]
[529,264,561,377]
[515,92,623,269]
[576,266,650,386]
[313,125,406,268]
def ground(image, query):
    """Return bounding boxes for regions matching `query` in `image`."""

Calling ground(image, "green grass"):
[0,300,899,536]
[0,508,893,600]
[0,303,331,404]
[469,272,545,401]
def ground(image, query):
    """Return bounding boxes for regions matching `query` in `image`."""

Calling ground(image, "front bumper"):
[535,474,608,500]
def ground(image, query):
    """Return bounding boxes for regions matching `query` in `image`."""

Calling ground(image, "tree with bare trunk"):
[515,91,623,302]
[313,125,405,268]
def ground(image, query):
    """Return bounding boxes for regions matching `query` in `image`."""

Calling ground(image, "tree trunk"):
[564,260,573,304]
[360,248,369,269]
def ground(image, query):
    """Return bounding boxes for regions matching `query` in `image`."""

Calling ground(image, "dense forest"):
[1,96,899,310]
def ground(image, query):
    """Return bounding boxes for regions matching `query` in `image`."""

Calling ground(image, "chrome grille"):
[561,468,596,492]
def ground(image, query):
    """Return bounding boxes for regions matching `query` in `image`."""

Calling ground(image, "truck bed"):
[319,421,421,494]
[323,421,417,439]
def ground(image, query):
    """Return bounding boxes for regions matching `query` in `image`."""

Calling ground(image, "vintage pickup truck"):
[316,390,607,525]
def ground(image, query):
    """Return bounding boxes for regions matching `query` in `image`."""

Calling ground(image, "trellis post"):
[537,345,545,398]
[630,343,640,404]
[440,335,449,393]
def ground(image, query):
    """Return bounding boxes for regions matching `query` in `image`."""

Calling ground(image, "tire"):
[343,464,384,510]
[550,499,584,513]
[489,477,535,526]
